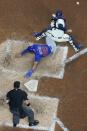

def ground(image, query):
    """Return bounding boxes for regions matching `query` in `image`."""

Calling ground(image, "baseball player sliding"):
[34,10,83,53]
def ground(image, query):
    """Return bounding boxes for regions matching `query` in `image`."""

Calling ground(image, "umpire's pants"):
[11,106,34,126]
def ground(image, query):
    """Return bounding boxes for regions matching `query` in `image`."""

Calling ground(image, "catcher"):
[34,10,83,52]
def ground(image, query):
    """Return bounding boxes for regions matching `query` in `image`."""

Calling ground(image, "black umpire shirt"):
[6,89,28,110]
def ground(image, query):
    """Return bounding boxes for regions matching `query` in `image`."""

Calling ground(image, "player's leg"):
[68,35,83,52]
[11,109,20,127]
[46,36,57,54]
[49,33,83,52]
[22,106,39,126]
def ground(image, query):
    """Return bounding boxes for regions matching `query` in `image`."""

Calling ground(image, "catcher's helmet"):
[56,10,62,17]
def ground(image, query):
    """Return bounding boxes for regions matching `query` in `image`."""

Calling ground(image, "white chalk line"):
[48,114,57,131]
[0,63,65,79]
[53,117,69,131]
[65,48,87,63]
[59,46,68,79]
[0,67,17,74]
[0,66,25,77]
[48,104,69,131]
[28,95,59,101]
[0,122,48,130]
[0,116,70,131]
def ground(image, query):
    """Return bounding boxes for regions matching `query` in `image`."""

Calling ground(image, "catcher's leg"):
[46,36,57,54]
[68,35,83,52]
[47,33,82,52]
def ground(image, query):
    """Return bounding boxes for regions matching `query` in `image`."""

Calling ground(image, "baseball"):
[76,1,79,5]
[67,29,72,33]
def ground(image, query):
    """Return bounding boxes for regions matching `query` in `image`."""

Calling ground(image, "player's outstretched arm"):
[21,47,30,56]
[25,61,39,78]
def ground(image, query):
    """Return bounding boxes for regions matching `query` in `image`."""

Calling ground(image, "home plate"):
[0,95,59,131]
[24,79,38,92]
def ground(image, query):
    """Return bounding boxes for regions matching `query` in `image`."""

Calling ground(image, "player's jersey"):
[27,44,52,62]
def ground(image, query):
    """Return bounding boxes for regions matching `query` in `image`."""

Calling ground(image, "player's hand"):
[25,100,31,106]
[25,69,33,78]
[27,103,31,106]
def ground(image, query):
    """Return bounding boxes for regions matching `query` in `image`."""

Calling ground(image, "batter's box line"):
[0,122,49,131]
[0,117,69,131]
[53,117,69,131]
[65,48,87,63]
[0,66,24,75]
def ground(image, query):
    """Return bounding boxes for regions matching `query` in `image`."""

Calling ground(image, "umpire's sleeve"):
[6,92,10,104]
[23,91,28,100]
[6,91,10,100]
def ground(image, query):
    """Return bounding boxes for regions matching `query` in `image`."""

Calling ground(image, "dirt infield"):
[0,0,87,131]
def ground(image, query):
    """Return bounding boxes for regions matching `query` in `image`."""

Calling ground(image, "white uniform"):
[45,18,70,43]
[35,16,80,52]
[46,36,57,54]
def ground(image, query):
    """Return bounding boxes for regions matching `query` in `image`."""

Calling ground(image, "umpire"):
[6,81,39,127]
